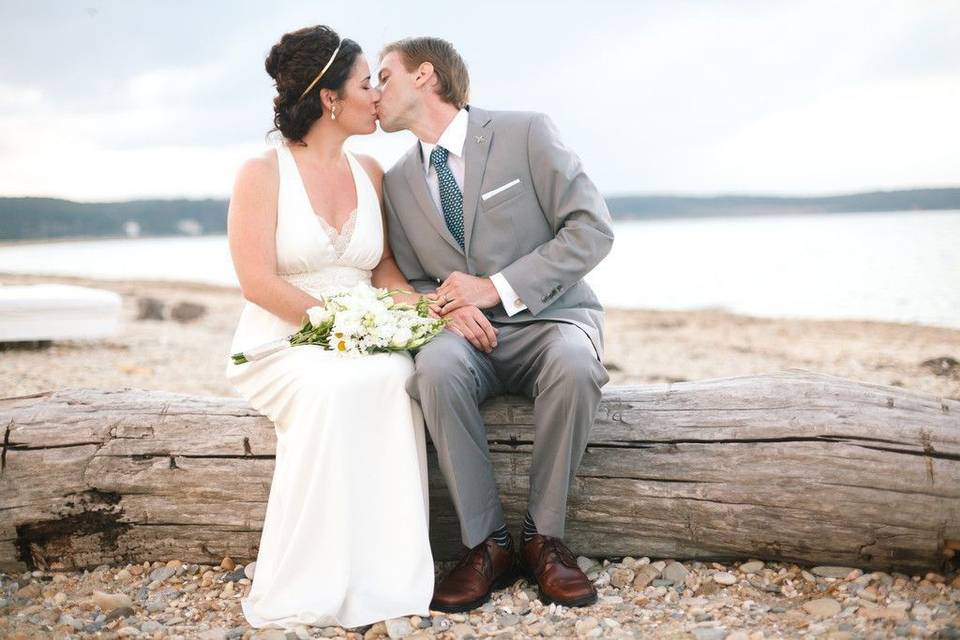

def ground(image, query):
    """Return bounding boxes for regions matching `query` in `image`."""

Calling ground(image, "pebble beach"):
[2,271,959,639]
[2,555,959,639]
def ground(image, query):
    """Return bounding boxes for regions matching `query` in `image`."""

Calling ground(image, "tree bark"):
[2,369,957,573]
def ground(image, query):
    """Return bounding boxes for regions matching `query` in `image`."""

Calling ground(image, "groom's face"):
[375,51,419,132]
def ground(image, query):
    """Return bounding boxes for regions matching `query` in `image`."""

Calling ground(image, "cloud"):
[699,73,960,194]
[0,140,261,201]
[0,0,958,199]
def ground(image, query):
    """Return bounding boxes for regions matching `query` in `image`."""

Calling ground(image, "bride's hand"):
[386,290,418,305]
[390,290,441,319]
[423,292,442,318]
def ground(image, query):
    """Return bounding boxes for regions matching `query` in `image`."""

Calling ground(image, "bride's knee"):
[289,350,414,394]
[361,353,416,389]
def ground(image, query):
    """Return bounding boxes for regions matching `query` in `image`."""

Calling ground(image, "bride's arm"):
[359,154,438,310]
[227,150,325,327]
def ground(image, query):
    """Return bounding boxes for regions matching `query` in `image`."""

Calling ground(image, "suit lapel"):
[461,107,493,257]
[402,148,464,254]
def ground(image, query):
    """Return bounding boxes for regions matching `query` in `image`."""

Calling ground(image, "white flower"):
[307,306,332,327]
[233,282,445,364]
[389,326,414,348]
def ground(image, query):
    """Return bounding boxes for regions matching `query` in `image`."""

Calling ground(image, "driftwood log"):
[2,369,958,574]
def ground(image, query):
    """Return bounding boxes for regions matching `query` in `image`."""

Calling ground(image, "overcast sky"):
[1,0,958,201]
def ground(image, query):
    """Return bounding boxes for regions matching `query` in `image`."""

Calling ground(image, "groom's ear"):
[414,62,436,88]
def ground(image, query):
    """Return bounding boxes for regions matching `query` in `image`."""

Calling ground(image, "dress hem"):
[241,597,433,630]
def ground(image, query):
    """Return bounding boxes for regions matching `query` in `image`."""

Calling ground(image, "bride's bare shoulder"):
[229,148,281,217]
[234,147,279,186]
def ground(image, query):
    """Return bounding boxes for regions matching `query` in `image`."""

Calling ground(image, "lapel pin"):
[474,135,486,144]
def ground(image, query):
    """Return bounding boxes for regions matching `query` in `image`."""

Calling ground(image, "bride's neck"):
[297,122,349,166]
[409,101,460,144]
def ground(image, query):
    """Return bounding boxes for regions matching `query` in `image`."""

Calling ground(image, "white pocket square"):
[481,178,521,201]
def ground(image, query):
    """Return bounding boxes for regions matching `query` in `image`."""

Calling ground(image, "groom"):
[376,37,614,612]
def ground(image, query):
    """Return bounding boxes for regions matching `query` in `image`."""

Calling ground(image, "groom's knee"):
[538,331,608,394]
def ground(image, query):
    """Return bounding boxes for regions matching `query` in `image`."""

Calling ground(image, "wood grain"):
[2,369,957,573]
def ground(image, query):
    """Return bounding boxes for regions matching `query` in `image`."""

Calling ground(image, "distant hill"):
[1,188,958,241]
[0,198,228,242]
[605,188,960,219]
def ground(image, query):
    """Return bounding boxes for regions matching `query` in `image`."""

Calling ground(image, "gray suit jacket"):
[382,105,615,361]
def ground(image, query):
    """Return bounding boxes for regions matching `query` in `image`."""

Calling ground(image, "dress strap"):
[344,149,378,216]
[275,141,296,182]
[274,141,298,204]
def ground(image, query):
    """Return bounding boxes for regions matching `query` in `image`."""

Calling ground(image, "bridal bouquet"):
[231,283,446,364]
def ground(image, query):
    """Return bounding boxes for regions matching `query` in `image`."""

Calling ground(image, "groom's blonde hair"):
[380,37,470,108]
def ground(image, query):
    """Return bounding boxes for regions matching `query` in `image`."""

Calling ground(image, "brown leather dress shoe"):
[519,534,597,607]
[430,535,518,613]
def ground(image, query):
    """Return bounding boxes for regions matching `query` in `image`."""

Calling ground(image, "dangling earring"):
[330,103,336,121]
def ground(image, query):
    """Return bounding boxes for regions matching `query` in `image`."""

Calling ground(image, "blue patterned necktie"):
[429,145,465,250]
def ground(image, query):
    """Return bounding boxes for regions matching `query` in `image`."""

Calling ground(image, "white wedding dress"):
[224,141,434,630]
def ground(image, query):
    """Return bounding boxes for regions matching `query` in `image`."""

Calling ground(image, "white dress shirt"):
[419,108,528,316]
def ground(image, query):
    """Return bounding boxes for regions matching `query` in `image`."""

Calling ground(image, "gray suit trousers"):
[406,320,609,548]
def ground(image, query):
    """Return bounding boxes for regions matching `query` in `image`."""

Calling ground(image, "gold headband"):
[297,41,342,101]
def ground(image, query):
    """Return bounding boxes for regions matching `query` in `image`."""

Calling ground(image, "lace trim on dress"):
[315,208,358,258]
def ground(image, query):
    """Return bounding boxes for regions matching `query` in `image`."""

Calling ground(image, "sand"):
[1,271,957,402]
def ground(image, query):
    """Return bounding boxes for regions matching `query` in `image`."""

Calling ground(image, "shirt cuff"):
[490,272,527,316]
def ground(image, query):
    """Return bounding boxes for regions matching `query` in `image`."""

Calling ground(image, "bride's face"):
[335,55,380,135]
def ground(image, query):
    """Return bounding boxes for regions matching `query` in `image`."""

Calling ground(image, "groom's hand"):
[436,271,500,314]
[443,305,499,353]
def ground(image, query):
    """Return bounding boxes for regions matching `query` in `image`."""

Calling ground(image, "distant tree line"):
[604,188,960,219]
[0,198,228,241]
[1,188,958,241]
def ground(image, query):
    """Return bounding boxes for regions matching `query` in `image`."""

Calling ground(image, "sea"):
[1,210,958,329]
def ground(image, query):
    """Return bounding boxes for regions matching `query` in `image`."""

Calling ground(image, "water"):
[0,210,957,328]
[589,210,960,328]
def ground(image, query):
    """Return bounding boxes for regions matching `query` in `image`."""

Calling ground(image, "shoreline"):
[1,271,958,401]
[2,270,957,332]
[0,232,231,248]
[0,271,241,294]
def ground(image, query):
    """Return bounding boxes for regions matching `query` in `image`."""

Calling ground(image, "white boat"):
[0,284,122,342]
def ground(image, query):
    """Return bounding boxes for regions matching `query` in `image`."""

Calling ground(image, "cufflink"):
[514,297,523,307]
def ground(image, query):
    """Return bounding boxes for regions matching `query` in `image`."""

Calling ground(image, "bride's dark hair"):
[265,25,362,144]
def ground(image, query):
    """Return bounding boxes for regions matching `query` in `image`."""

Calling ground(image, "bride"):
[224,25,436,630]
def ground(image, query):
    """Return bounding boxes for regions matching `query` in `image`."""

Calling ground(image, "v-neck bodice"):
[271,141,384,291]
[315,207,358,259]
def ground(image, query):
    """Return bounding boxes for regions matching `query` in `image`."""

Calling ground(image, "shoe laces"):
[453,542,491,578]
[539,536,579,570]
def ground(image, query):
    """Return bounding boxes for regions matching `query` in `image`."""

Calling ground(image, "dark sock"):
[489,523,512,548]
[521,511,538,543]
